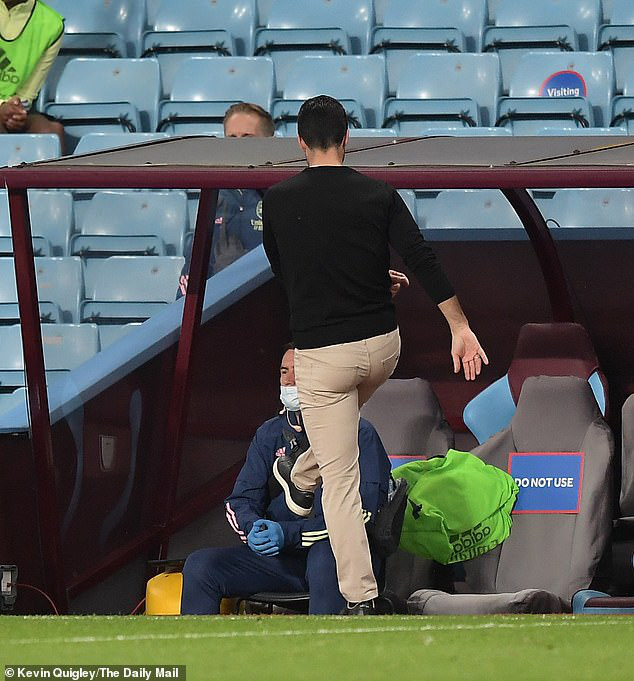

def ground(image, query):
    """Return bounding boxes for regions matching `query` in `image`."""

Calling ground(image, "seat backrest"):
[0,257,83,323]
[507,323,604,404]
[55,58,160,131]
[74,133,170,155]
[47,0,145,55]
[467,376,614,601]
[87,256,185,303]
[383,0,488,51]
[148,0,256,55]
[360,378,454,461]
[40,323,100,370]
[620,394,634,516]
[81,191,187,255]
[267,0,374,53]
[283,55,386,128]
[508,51,614,126]
[396,53,501,127]
[170,57,275,112]
[494,0,600,51]
[0,134,60,166]
[544,188,634,230]
[611,0,634,23]
[424,189,523,230]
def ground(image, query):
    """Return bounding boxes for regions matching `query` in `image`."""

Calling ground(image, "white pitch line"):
[0,617,629,647]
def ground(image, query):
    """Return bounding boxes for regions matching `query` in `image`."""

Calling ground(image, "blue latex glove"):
[247,519,284,556]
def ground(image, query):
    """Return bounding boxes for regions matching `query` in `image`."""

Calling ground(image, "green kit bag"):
[393,449,519,564]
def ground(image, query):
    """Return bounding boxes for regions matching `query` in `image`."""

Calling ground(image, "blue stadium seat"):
[47,58,161,134]
[283,56,386,128]
[0,135,60,166]
[272,98,367,136]
[156,102,228,136]
[420,126,512,136]
[0,190,73,257]
[371,26,466,97]
[609,58,634,131]
[145,0,256,56]
[377,0,487,52]
[254,28,351,96]
[169,57,275,113]
[0,322,95,372]
[491,0,601,51]
[257,0,275,26]
[483,25,579,95]
[398,190,418,223]
[73,191,188,257]
[81,256,185,324]
[98,323,143,349]
[0,302,61,325]
[497,52,614,131]
[529,126,624,135]
[44,103,143,153]
[74,133,170,155]
[43,0,142,101]
[348,128,397,137]
[538,188,634,239]
[265,0,374,54]
[385,53,501,130]
[421,189,526,240]
[141,31,234,97]
[0,257,83,323]
[0,387,27,416]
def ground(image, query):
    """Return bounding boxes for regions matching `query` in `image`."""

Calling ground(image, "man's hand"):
[247,519,284,556]
[178,274,188,296]
[0,96,27,132]
[389,269,410,298]
[437,295,489,381]
[450,326,489,381]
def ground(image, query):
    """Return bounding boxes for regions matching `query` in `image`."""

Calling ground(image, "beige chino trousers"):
[293,329,401,603]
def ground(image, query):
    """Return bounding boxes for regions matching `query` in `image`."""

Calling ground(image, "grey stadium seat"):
[408,376,614,614]
[361,377,455,602]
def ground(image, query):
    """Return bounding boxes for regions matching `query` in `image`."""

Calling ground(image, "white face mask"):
[280,384,301,412]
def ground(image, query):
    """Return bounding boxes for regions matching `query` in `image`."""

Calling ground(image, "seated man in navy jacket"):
[180,345,391,615]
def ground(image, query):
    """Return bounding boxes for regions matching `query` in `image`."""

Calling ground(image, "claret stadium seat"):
[408,376,614,614]
[463,323,608,445]
[384,53,501,131]
[496,51,614,133]
[282,55,387,129]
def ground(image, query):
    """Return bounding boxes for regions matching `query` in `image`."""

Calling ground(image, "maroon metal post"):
[501,188,575,323]
[7,187,68,613]
[156,188,218,559]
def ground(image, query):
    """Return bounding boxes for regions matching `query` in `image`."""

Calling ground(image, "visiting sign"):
[508,452,584,514]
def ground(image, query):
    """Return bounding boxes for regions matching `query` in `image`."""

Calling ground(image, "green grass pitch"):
[1,615,633,681]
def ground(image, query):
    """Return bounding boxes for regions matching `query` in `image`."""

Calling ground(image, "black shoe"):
[273,455,314,517]
[340,596,394,616]
[282,427,310,462]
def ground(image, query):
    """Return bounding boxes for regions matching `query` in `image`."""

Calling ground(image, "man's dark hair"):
[297,95,348,150]
[223,102,275,136]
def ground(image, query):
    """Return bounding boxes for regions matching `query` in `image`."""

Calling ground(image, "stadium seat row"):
[40,51,634,148]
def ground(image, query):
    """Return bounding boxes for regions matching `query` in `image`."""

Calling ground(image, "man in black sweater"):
[262,95,488,615]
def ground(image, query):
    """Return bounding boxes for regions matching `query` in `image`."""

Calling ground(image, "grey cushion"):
[407,588,569,615]
[362,378,454,597]
[361,377,454,457]
[620,394,634,516]
[462,376,614,603]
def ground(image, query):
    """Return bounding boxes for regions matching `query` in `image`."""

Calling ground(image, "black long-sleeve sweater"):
[262,166,455,349]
